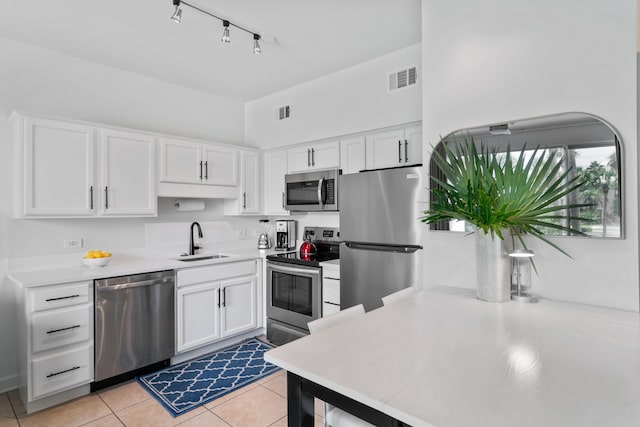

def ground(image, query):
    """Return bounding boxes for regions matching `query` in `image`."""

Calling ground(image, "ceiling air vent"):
[389,66,418,91]
[276,105,291,121]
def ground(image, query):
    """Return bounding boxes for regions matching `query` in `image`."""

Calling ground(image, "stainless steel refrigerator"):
[339,166,423,311]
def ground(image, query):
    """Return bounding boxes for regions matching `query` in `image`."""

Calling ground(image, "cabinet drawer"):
[178,260,256,287]
[31,282,91,312]
[32,305,92,353]
[31,343,92,399]
[323,278,340,304]
[322,302,340,317]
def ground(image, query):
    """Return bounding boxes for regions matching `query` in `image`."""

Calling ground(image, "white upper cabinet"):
[224,150,260,215]
[20,116,96,217]
[99,129,156,216]
[14,114,156,218]
[203,145,238,186]
[365,124,423,170]
[262,148,288,215]
[288,140,340,173]
[339,135,366,175]
[159,138,238,186]
[159,138,202,184]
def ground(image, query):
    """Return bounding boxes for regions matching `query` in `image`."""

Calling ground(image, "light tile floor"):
[0,370,325,427]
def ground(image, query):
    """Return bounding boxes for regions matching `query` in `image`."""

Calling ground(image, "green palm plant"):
[421,136,591,257]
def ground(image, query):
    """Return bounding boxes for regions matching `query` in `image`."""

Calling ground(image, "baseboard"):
[0,373,17,394]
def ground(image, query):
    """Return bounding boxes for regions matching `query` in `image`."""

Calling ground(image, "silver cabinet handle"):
[307,149,311,167]
[282,192,285,209]
[217,288,221,308]
[243,192,247,209]
[104,186,109,209]
[46,325,81,334]
[47,366,80,378]
[204,161,208,180]
[199,161,203,180]
[45,294,80,302]
[398,141,402,163]
[311,148,315,166]
[405,139,409,162]
[222,287,226,307]
[89,186,94,210]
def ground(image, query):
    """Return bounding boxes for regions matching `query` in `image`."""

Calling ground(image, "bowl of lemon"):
[83,250,112,267]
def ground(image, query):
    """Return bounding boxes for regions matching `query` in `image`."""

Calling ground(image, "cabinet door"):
[176,282,221,353]
[159,138,202,184]
[287,145,313,173]
[220,275,257,338]
[310,140,340,170]
[203,145,238,186]
[365,128,406,170]
[100,129,156,216]
[340,136,366,174]
[404,124,423,165]
[263,149,288,215]
[22,117,95,216]
[240,151,260,214]
[288,141,340,173]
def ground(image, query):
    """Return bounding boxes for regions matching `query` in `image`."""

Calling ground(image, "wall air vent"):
[389,66,418,91]
[276,105,291,121]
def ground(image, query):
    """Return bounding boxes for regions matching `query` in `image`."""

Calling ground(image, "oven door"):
[267,261,321,331]
[285,169,340,211]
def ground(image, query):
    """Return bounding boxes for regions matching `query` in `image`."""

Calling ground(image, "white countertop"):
[8,247,279,288]
[265,287,640,427]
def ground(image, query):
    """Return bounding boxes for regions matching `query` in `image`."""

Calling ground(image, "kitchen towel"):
[136,338,279,417]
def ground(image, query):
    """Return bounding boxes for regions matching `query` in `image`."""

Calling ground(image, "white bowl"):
[82,257,111,268]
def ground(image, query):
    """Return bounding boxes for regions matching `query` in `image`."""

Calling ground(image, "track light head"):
[171,5,182,23]
[221,20,231,43]
[253,34,262,54]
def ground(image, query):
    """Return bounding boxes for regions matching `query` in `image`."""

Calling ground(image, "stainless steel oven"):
[266,260,322,345]
[285,168,340,211]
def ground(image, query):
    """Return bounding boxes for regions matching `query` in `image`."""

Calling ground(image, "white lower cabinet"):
[320,261,341,317]
[220,275,257,338]
[17,281,94,414]
[176,282,222,351]
[176,261,258,353]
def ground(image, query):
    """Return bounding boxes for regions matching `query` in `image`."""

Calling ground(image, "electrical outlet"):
[64,238,83,249]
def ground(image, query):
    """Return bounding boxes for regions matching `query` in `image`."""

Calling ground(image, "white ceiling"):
[0,0,422,102]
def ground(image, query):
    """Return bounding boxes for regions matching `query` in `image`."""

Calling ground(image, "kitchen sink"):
[176,254,229,262]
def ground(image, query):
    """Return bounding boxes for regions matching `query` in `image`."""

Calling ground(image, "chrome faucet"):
[189,222,203,255]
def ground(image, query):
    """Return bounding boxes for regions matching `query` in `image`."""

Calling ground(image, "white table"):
[264,287,640,426]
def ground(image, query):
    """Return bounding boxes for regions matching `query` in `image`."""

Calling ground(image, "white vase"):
[475,230,511,302]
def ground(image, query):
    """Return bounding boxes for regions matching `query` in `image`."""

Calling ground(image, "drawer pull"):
[46,325,81,335]
[46,366,80,378]
[45,294,80,302]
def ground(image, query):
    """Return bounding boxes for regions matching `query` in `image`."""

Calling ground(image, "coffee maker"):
[275,220,296,251]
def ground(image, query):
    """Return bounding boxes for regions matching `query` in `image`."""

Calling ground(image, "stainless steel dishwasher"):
[94,270,175,389]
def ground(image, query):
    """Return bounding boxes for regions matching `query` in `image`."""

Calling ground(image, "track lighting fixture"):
[221,20,230,43]
[170,1,182,24]
[169,0,263,54]
[253,34,262,54]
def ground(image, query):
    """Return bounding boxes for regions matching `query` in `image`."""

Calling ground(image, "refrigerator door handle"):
[344,242,422,253]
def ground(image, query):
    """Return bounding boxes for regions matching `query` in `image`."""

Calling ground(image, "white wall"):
[245,44,422,149]
[421,0,639,311]
[0,36,249,390]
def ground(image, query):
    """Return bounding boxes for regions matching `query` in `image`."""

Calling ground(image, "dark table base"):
[286,371,410,427]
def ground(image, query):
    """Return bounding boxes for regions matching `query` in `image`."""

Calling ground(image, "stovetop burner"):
[266,226,340,267]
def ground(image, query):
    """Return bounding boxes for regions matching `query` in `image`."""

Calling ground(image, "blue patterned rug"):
[136,338,280,417]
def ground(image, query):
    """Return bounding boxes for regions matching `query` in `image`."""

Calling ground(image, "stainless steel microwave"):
[285,169,341,211]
